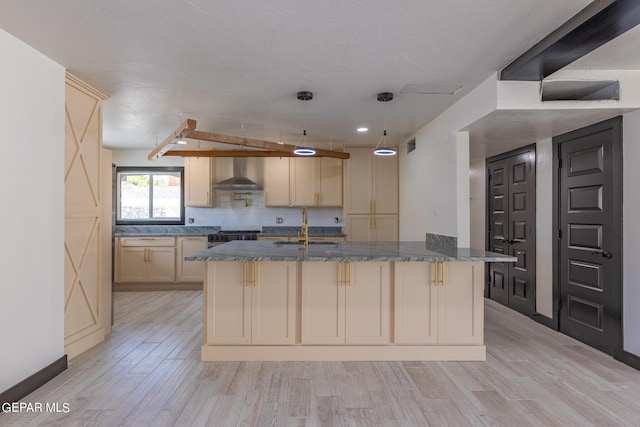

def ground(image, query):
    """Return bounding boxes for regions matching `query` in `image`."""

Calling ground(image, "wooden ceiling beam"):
[164,150,303,158]
[148,118,350,159]
[147,119,197,160]
[186,130,350,159]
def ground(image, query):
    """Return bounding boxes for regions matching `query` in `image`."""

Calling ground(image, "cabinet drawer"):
[309,236,345,242]
[119,236,176,247]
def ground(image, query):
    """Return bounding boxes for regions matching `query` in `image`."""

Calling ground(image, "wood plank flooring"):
[2,290,640,426]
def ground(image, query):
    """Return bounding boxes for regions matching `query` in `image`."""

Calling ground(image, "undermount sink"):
[273,240,338,245]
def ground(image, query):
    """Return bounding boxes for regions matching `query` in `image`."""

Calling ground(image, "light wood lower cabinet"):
[201,260,485,361]
[394,262,484,345]
[205,261,297,345]
[177,236,207,282]
[301,262,390,344]
[116,236,208,287]
[117,237,176,282]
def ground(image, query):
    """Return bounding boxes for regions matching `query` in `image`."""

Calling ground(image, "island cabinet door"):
[251,262,297,345]
[345,262,390,344]
[301,262,346,344]
[177,237,207,282]
[205,262,251,345]
[437,262,484,345]
[394,262,438,344]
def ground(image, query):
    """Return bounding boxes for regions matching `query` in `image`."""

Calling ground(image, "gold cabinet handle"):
[432,261,437,286]
[339,262,344,287]
[244,262,250,287]
[438,262,445,286]
[140,237,155,240]
[253,262,258,287]
[346,262,352,286]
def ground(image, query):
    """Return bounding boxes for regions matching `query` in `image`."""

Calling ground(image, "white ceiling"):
[0,0,593,150]
[465,21,640,160]
[563,23,640,72]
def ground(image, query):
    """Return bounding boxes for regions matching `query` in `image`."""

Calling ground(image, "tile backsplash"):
[186,190,343,229]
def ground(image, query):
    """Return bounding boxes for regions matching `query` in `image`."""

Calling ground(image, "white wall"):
[535,139,554,318]
[623,110,640,356]
[0,29,65,392]
[112,149,343,229]
[469,159,485,249]
[399,74,498,245]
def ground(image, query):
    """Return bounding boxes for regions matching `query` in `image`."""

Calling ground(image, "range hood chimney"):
[215,157,262,190]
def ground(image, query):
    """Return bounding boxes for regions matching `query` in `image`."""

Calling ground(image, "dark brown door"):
[555,117,622,357]
[487,145,536,316]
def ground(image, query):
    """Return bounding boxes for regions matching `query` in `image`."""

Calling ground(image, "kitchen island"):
[186,241,516,361]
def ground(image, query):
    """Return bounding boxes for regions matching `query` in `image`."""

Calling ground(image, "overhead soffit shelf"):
[147,119,350,161]
[540,79,620,101]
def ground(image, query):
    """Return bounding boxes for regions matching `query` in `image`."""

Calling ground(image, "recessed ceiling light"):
[357,127,368,133]
[176,140,187,145]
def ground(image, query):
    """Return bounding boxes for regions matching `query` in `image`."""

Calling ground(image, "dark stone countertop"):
[260,226,344,237]
[185,241,517,263]
[114,225,221,237]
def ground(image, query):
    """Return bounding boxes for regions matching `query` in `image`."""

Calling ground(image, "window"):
[116,167,185,225]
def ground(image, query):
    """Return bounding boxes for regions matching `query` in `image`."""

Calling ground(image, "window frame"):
[115,166,185,225]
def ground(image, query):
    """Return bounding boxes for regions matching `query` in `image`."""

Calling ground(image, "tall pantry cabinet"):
[64,73,111,359]
[344,147,398,241]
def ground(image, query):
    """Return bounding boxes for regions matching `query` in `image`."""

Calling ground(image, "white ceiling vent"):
[400,84,463,95]
[540,80,620,101]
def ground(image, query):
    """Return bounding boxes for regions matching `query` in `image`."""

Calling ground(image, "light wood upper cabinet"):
[394,262,484,345]
[301,261,390,344]
[177,236,207,282]
[372,154,398,214]
[344,147,398,214]
[264,157,290,207]
[290,157,316,206]
[344,147,398,241]
[185,157,215,207]
[266,157,343,207]
[205,261,297,345]
[317,157,343,206]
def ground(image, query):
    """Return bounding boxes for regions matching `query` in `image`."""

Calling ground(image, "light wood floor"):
[3,291,640,426]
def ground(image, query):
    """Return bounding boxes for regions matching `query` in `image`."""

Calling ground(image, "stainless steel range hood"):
[215,157,262,190]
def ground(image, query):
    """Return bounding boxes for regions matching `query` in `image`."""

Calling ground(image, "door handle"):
[591,251,613,259]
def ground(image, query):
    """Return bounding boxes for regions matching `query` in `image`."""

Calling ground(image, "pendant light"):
[294,91,316,156]
[373,92,397,156]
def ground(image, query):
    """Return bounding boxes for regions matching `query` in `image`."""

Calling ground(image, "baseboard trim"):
[0,355,67,405]
[531,313,557,330]
[623,351,640,371]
